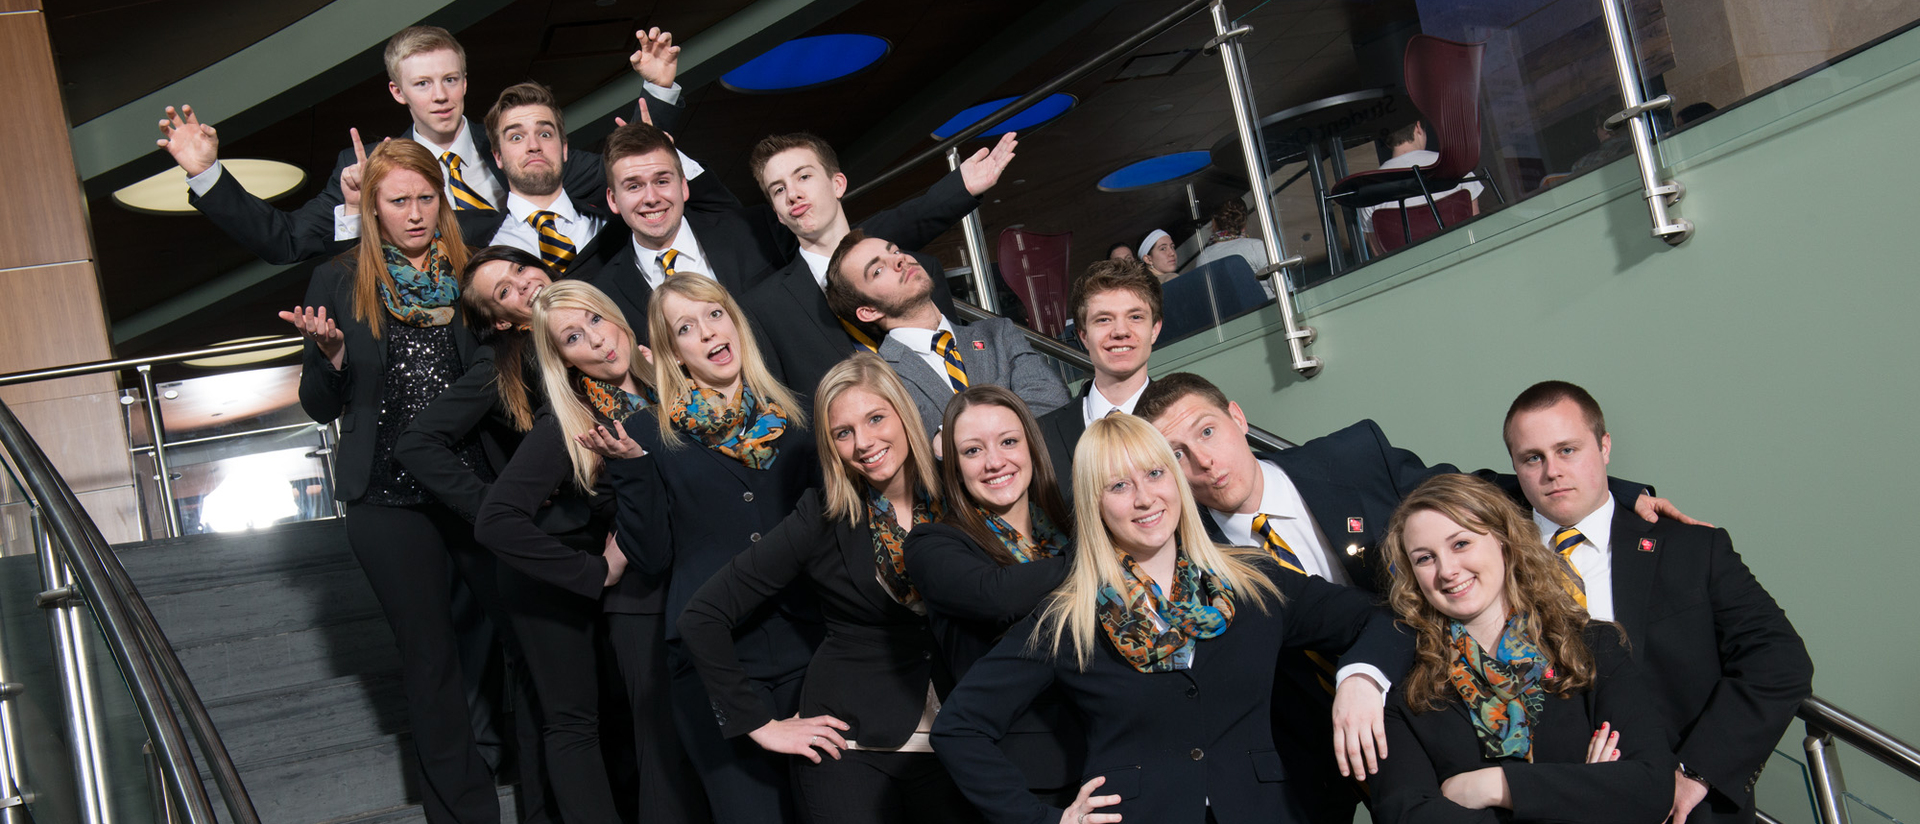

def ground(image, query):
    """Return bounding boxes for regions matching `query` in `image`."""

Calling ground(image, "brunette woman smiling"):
[582,275,819,824]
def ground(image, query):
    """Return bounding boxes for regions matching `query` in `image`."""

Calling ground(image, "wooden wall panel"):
[0,10,89,271]
[0,262,117,406]
[0,2,45,14]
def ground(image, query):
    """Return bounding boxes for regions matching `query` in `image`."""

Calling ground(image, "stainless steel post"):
[1805,730,1852,824]
[1596,0,1693,244]
[1210,0,1321,376]
[0,641,26,824]
[135,367,179,538]
[945,148,999,314]
[35,511,112,824]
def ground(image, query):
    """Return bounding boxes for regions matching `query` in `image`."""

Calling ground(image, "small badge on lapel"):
[1346,517,1364,533]
[1639,538,1656,552]
[973,340,985,350]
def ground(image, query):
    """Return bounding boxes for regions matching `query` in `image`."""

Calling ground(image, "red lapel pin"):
[1346,517,1364,533]
[973,341,985,350]
[1639,538,1656,552]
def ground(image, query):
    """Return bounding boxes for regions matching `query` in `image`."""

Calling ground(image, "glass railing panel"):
[1760,745,1821,824]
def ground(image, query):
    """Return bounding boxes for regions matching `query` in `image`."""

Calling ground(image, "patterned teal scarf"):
[668,384,788,470]
[580,374,653,424]
[981,502,1066,564]
[1096,544,1235,673]
[869,487,940,610]
[380,242,458,327]
[1448,612,1547,761]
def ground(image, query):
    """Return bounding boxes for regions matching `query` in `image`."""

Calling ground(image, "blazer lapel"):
[955,321,996,386]
[878,339,947,414]
[1607,505,1659,651]
[1263,449,1372,583]
[687,428,759,488]
[784,266,853,354]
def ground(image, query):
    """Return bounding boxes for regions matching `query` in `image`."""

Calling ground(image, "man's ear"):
[1227,400,1250,435]
[1599,432,1612,466]
[606,187,617,213]
[389,82,406,106]
[831,172,848,200]
[1148,320,1163,344]
[854,305,886,324]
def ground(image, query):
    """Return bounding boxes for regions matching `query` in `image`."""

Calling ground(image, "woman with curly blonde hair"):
[1372,473,1676,824]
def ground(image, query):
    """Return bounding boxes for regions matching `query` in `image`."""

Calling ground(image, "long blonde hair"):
[1379,474,1607,712]
[815,353,941,523]
[529,280,652,491]
[1035,414,1280,671]
[644,275,805,445]
[352,139,469,338]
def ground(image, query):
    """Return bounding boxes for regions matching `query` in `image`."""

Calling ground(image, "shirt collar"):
[886,316,956,355]
[799,247,831,291]
[632,217,702,269]
[1533,493,1617,554]
[410,117,481,168]
[506,189,579,224]
[1083,379,1150,426]
[1210,459,1301,543]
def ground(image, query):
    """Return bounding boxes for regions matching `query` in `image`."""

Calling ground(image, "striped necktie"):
[1250,513,1307,575]
[839,319,880,352]
[1550,526,1590,609]
[528,211,576,273]
[931,330,969,392]
[440,152,494,212]
[656,249,683,278]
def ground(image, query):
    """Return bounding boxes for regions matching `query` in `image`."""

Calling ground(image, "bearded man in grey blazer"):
[824,230,1069,438]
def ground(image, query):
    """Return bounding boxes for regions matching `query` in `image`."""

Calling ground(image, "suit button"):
[923,651,932,660]
[742,492,755,502]
[749,533,762,542]
[1186,686,1198,698]
[1190,748,1204,761]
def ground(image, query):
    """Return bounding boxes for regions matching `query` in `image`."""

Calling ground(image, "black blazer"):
[295,256,485,503]
[473,407,660,614]
[1597,509,1811,822]
[393,344,528,522]
[607,407,824,682]
[931,558,1414,824]
[1035,384,1091,505]
[1372,625,1678,824]
[743,172,979,400]
[903,522,1085,790]
[677,487,942,747]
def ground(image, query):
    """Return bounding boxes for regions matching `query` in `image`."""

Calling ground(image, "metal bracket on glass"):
[35,586,79,609]
[0,683,20,701]
[0,795,22,809]
[1201,25,1252,54]
[1596,0,1693,246]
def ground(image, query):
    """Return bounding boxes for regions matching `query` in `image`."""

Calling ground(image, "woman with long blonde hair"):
[579,273,820,824]
[932,414,1411,824]
[1370,473,1675,824]
[275,138,500,824]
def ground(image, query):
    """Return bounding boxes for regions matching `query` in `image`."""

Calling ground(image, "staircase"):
[115,520,523,824]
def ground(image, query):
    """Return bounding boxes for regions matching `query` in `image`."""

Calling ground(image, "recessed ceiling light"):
[721,34,891,94]
[182,336,303,368]
[929,93,1077,140]
[1097,151,1213,192]
[114,159,305,215]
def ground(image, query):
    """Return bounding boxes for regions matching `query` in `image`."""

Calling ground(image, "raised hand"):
[612,99,675,144]
[340,129,372,214]
[959,131,1019,196]
[1059,775,1123,824]
[1331,673,1387,777]
[629,27,680,88]
[747,714,849,763]
[156,105,219,177]
[278,305,346,370]
[1634,492,1712,528]
[576,421,645,460]
[1584,722,1621,763]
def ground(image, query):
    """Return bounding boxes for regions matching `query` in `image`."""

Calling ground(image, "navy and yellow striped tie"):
[1250,513,1307,575]
[931,331,968,392]
[528,211,576,273]
[440,152,494,212]
[656,249,683,278]
[840,319,880,352]
[1551,526,1589,609]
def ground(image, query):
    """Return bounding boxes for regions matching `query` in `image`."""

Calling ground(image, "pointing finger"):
[352,128,368,166]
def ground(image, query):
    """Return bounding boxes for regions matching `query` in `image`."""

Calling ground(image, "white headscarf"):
[1137,229,1170,260]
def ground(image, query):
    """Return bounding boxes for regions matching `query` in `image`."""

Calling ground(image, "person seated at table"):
[1138,228,1180,282]
[1106,242,1137,263]
[1189,200,1269,273]
[930,413,1411,824]
[1357,121,1484,254]
[1370,473,1675,824]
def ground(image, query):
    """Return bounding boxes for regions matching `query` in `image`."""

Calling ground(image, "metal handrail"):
[954,299,1296,450]
[1802,694,1920,779]
[0,336,301,387]
[0,398,260,824]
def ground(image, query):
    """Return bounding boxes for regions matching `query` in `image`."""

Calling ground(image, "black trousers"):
[606,613,709,824]
[667,643,802,824]
[499,567,621,824]
[345,501,502,824]
[791,750,983,824]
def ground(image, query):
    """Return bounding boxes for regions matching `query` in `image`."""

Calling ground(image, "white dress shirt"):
[1534,495,1617,621]
[1081,380,1148,427]
[633,217,713,290]
[492,190,603,255]
[1207,458,1390,697]
[886,317,961,391]
[799,247,832,291]
[316,118,504,241]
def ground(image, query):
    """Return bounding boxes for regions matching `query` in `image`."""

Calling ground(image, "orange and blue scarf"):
[1096,547,1235,673]
[668,385,787,470]
[869,487,940,610]
[1447,612,1546,761]
[379,243,458,327]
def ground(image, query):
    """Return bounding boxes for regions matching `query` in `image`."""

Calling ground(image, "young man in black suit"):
[740,131,1015,396]
[1036,259,1162,502]
[156,26,679,265]
[1503,380,1812,824]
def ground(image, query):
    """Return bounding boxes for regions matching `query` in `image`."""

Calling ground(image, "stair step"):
[319,784,524,824]
[207,674,406,767]
[115,520,354,594]
[145,566,382,648]
[175,616,400,704]
[228,735,415,824]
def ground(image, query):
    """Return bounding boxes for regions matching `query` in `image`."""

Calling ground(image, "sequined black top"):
[363,323,492,506]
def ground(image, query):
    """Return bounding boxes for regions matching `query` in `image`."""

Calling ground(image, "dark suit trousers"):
[605,613,710,824]
[667,642,803,824]
[498,566,621,824]
[344,501,503,824]
[791,750,982,824]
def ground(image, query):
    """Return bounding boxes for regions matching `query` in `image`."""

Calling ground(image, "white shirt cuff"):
[334,208,362,242]
[186,160,224,197]
[1333,663,1391,704]
[679,150,705,181]
[643,81,683,105]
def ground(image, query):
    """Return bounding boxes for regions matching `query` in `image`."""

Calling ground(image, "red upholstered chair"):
[995,228,1072,338]
[1369,189,1474,253]
[1326,35,1503,248]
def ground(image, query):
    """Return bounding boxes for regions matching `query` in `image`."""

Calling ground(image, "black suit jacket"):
[574,205,790,343]
[1373,625,1678,824]
[931,558,1414,824]
[607,408,824,683]
[295,256,486,503]
[1597,508,1811,822]
[1036,384,1092,505]
[677,487,942,747]
[904,522,1085,790]
[743,172,979,400]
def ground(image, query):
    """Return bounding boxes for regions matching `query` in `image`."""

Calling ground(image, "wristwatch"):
[1679,762,1712,788]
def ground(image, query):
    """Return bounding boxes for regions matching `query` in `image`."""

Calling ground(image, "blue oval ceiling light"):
[930,94,1077,140]
[1097,151,1213,192]
[720,34,891,93]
